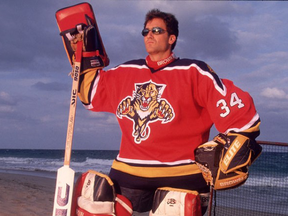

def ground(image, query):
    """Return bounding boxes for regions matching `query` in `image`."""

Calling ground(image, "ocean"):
[0,149,118,178]
[0,147,287,215]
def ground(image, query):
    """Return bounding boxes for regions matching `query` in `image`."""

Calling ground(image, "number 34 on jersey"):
[217,92,245,118]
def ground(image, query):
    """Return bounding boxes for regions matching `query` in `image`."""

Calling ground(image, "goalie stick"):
[52,41,83,216]
[53,3,109,215]
[207,186,214,216]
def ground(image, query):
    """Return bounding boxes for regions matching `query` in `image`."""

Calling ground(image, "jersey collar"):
[146,53,177,71]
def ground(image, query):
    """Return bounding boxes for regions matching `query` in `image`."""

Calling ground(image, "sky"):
[0,0,287,150]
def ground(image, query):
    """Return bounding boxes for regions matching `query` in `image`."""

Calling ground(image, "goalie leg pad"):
[71,170,132,216]
[149,187,202,216]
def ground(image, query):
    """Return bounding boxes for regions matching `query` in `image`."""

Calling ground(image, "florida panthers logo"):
[117,80,175,144]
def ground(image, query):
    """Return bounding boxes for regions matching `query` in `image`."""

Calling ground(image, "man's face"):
[144,18,175,60]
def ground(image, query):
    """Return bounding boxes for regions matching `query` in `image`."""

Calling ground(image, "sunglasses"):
[141,27,167,37]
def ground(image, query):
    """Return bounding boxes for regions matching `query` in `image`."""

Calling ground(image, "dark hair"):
[144,9,179,50]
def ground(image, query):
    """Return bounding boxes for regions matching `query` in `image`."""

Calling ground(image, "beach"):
[0,172,55,216]
[0,149,287,216]
[1,171,287,216]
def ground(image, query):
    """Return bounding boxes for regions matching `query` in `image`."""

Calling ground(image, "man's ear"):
[169,35,176,45]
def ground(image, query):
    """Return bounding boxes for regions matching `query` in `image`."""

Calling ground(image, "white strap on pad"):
[149,187,202,216]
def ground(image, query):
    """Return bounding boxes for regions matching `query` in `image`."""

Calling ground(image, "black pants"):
[109,168,209,214]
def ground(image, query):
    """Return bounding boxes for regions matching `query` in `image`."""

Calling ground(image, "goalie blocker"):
[55,2,109,72]
[194,133,262,190]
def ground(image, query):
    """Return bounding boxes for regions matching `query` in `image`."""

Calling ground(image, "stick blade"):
[52,165,75,216]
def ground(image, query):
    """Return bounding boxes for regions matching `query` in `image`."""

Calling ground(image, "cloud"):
[0,91,16,105]
[0,0,71,73]
[230,51,288,91]
[1,1,288,148]
[0,92,17,114]
[178,16,240,60]
[261,87,288,99]
[32,81,70,91]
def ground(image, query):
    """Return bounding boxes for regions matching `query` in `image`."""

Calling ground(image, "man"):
[77,9,260,215]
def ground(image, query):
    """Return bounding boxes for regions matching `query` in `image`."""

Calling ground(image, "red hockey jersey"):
[78,53,260,177]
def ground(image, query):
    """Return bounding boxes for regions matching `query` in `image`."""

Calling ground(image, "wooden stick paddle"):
[52,41,83,216]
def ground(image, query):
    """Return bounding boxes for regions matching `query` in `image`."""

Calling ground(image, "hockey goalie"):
[55,2,262,216]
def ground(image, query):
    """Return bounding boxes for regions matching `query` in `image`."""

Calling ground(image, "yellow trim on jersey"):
[87,169,114,185]
[242,121,260,133]
[111,160,201,178]
[159,187,199,195]
[78,68,98,104]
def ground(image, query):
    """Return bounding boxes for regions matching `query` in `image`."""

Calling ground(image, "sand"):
[0,172,149,216]
[0,172,285,216]
[0,172,55,216]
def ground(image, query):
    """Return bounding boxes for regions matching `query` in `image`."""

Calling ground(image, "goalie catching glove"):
[56,2,109,73]
[194,133,262,190]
